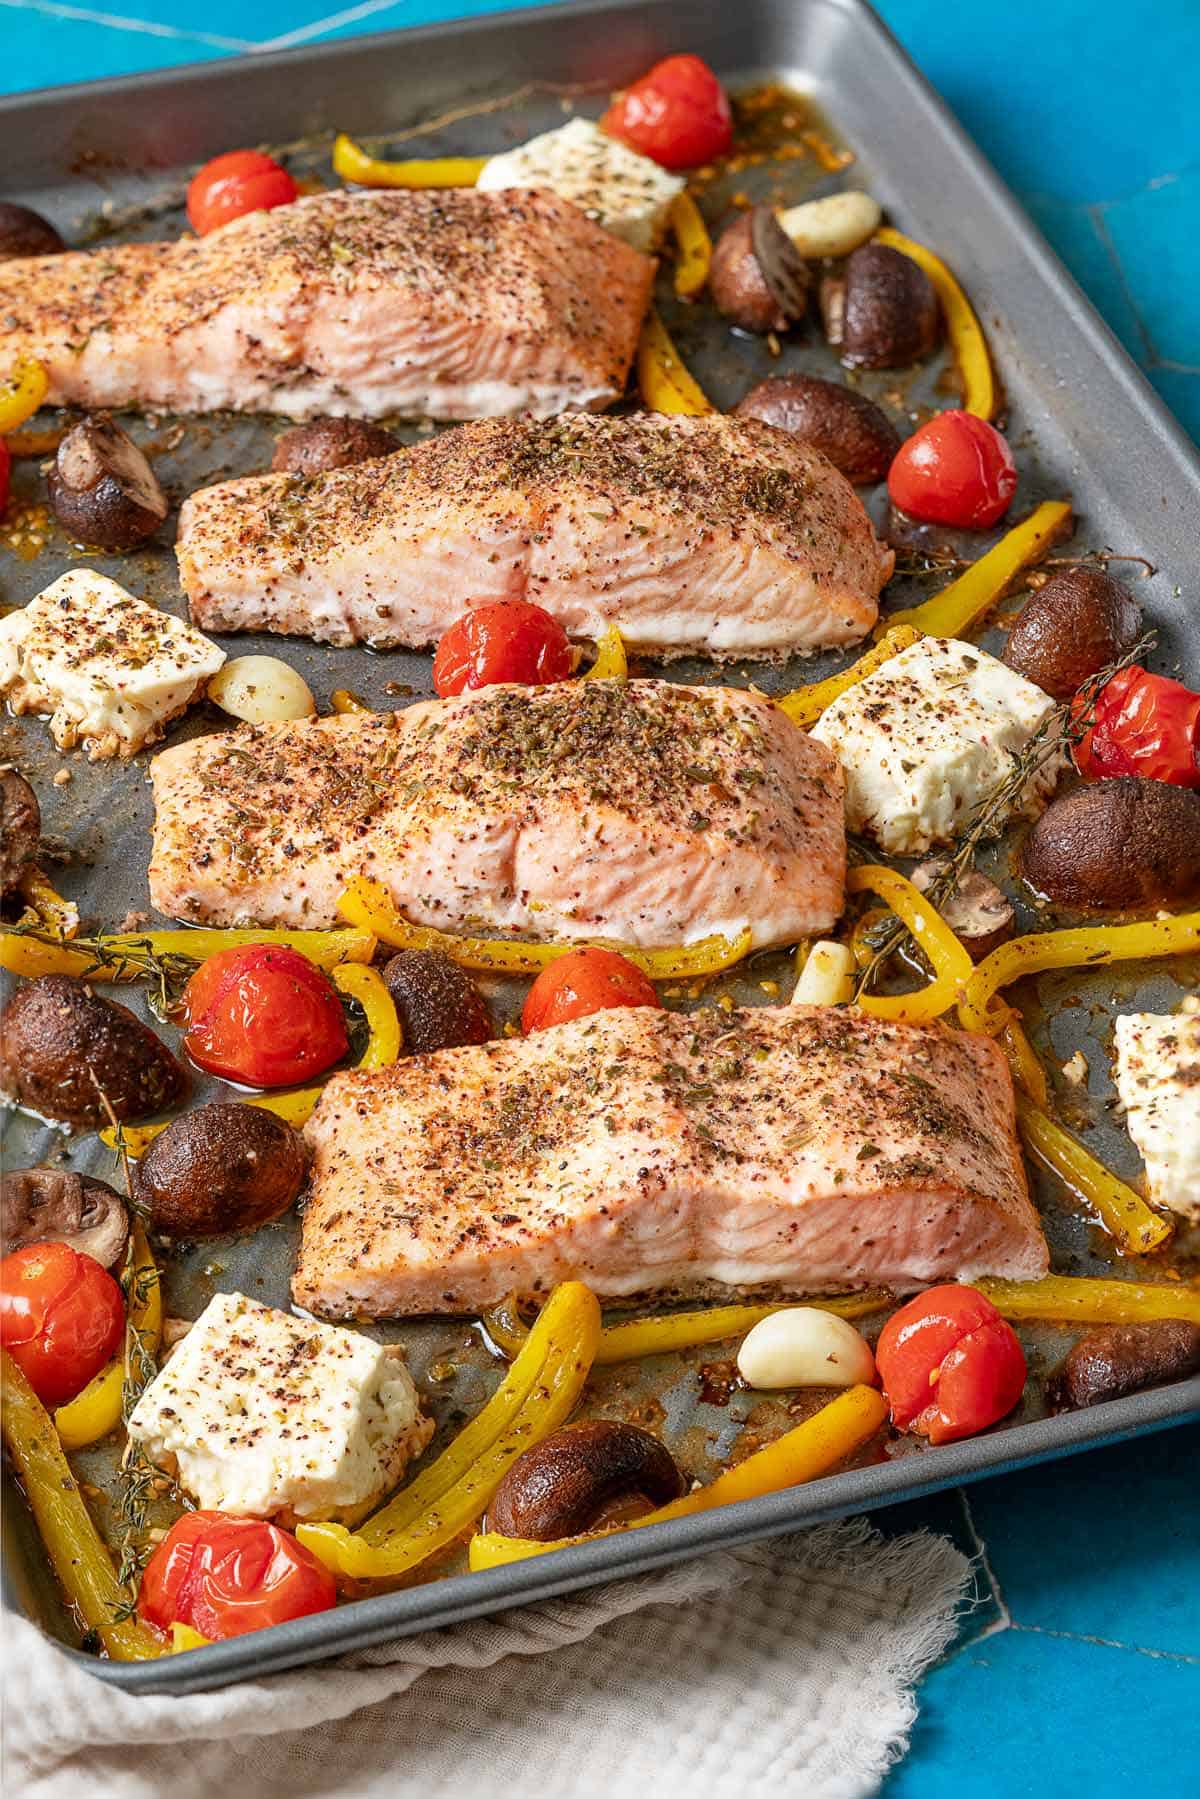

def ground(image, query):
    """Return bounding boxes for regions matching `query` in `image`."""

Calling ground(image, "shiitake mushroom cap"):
[0,1167,128,1268]
[834,242,940,369]
[270,417,401,476]
[488,1420,685,1541]
[47,415,168,551]
[1020,778,1200,910]
[1004,567,1143,700]
[733,373,899,483]
[133,1103,307,1238]
[382,949,491,1056]
[0,975,187,1128]
[0,770,40,895]
[1047,1321,1200,1412]
[0,200,66,260]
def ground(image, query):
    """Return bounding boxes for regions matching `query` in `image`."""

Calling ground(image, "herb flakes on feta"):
[1113,1011,1200,1221]
[0,569,224,760]
[477,117,684,252]
[811,635,1061,855]
[126,1291,434,1522]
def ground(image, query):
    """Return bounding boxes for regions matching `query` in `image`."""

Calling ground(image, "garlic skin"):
[208,656,316,724]
[737,1308,877,1391]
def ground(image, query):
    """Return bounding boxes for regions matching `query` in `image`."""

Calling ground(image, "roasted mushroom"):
[1004,567,1143,700]
[709,206,809,334]
[0,200,66,260]
[733,373,899,483]
[488,1421,685,1540]
[47,416,169,551]
[1020,779,1200,910]
[1048,1321,1200,1412]
[0,770,40,896]
[0,1167,129,1268]
[271,417,401,476]
[0,976,187,1128]
[382,949,492,1056]
[134,1103,307,1238]
[911,861,1015,961]
[821,242,940,368]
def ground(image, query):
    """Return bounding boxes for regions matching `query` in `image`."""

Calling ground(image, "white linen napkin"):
[5,1517,969,1799]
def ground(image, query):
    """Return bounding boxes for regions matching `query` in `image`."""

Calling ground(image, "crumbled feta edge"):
[477,116,682,251]
[1113,1011,1200,1220]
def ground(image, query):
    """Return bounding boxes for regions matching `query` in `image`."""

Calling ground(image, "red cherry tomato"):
[522,946,662,1033]
[875,1284,1026,1445]
[187,150,298,237]
[139,1511,336,1642]
[181,943,348,1088]
[432,600,573,698]
[0,439,10,519]
[887,410,1018,530]
[1073,665,1200,788]
[601,54,733,170]
[0,1242,125,1407]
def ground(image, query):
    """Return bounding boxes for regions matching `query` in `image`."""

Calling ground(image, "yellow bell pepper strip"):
[1015,1092,1173,1256]
[337,874,751,979]
[997,1009,1049,1108]
[468,1384,889,1570]
[331,960,402,1067]
[0,356,49,434]
[637,308,714,416]
[101,1083,329,1159]
[882,499,1073,640]
[670,192,712,300]
[975,1273,1200,1328]
[848,865,974,1022]
[171,1623,212,1653]
[482,1291,893,1365]
[55,1223,162,1449]
[778,624,922,728]
[874,228,995,420]
[330,688,371,714]
[959,914,1200,1038]
[0,923,376,984]
[297,1281,600,1580]
[1,1351,162,1660]
[332,132,488,189]
[580,623,628,682]
[16,867,80,938]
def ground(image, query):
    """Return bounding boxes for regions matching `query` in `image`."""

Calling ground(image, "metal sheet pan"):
[2,0,1198,1693]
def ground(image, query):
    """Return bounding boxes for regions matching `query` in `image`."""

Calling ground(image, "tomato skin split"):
[602,55,733,171]
[1073,665,1200,788]
[0,1242,125,1408]
[181,943,349,1088]
[140,1512,336,1642]
[433,601,573,698]
[876,1284,1027,1443]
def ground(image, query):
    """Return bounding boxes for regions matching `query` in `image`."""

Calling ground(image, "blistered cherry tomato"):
[432,600,573,698]
[1073,665,1200,788]
[181,944,348,1088]
[522,946,662,1033]
[887,410,1018,530]
[139,1511,336,1642]
[187,151,298,237]
[602,54,733,170]
[0,439,10,519]
[0,1241,124,1407]
[875,1284,1026,1445]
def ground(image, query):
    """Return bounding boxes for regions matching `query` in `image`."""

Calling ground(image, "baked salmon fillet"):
[294,1004,1048,1318]
[0,189,653,421]
[176,413,893,656]
[148,679,844,947]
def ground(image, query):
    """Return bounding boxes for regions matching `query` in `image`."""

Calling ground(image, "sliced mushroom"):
[823,243,940,369]
[0,201,66,261]
[487,1421,685,1541]
[733,374,899,483]
[271,417,400,475]
[47,416,168,551]
[911,861,1015,960]
[710,207,809,334]
[0,1167,129,1268]
[1,770,40,895]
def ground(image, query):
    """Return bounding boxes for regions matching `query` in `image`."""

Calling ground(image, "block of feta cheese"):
[0,569,224,761]
[811,635,1060,855]
[1113,1010,1200,1220]
[477,116,683,252]
[126,1291,434,1523]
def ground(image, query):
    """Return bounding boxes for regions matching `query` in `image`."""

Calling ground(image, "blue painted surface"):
[2,0,1198,1788]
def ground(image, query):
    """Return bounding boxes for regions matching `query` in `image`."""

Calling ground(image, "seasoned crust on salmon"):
[293,1004,1048,1319]
[0,189,654,422]
[176,412,894,656]
[147,679,845,949]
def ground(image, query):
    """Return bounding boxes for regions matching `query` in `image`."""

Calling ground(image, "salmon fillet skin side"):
[293,1004,1048,1319]
[175,412,894,655]
[147,680,845,949]
[0,189,654,422]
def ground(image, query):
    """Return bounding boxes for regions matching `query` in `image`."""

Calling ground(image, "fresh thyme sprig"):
[2,921,199,1018]
[890,547,1158,584]
[854,630,1158,998]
